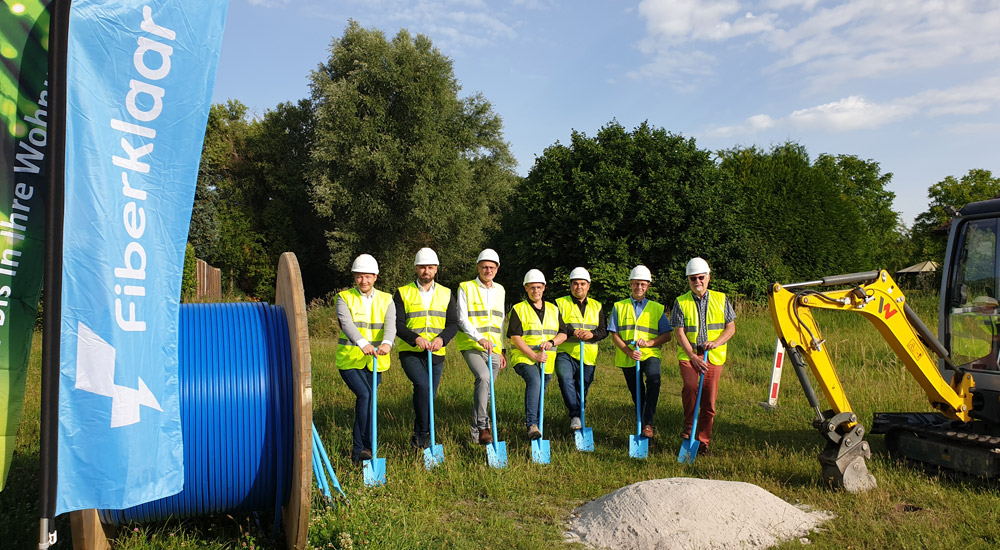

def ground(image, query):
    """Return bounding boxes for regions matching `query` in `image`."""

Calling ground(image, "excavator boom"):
[768,270,975,491]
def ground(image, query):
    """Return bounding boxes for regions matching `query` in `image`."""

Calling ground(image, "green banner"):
[0,0,49,492]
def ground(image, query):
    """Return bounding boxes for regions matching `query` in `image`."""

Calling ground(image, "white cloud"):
[376,0,517,48]
[707,76,1000,135]
[761,0,820,10]
[788,96,915,131]
[633,0,1000,89]
[708,113,775,137]
[637,0,773,46]
[627,49,718,91]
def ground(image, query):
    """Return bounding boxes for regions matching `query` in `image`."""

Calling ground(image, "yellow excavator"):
[768,198,1000,492]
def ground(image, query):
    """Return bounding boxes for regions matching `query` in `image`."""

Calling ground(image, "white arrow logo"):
[75,322,163,428]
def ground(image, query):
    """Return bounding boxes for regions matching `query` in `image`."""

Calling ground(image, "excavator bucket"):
[817,418,877,493]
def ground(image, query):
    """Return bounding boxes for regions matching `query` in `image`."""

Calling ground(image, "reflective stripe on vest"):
[555,295,601,365]
[509,300,560,374]
[676,290,728,364]
[456,279,505,352]
[396,282,451,356]
[613,298,665,367]
[336,288,393,371]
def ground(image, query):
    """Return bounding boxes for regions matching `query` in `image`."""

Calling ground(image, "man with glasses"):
[456,248,506,445]
[671,257,736,457]
[609,265,672,439]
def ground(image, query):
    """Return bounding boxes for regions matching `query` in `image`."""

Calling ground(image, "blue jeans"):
[400,351,444,446]
[339,367,383,461]
[621,357,661,427]
[514,362,553,429]
[555,352,595,419]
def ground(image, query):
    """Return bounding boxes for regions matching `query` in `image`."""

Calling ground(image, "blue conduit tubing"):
[98,302,294,530]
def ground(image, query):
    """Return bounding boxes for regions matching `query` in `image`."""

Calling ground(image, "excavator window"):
[949,218,1000,371]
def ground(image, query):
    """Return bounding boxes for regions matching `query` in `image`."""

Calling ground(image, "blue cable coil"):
[99,302,294,530]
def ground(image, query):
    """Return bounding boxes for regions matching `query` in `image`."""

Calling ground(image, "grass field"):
[4,291,1000,549]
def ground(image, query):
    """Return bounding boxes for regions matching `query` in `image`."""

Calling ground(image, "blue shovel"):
[627,341,648,459]
[423,349,445,469]
[312,422,348,502]
[574,341,595,452]
[678,350,710,464]
[363,355,387,486]
[485,352,508,468]
[531,360,551,464]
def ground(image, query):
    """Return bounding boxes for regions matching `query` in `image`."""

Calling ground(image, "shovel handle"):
[371,356,378,456]
[688,350,709,442]
[427,349,436,447]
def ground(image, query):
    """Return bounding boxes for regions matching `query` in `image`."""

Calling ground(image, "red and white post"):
[761,338,785,410]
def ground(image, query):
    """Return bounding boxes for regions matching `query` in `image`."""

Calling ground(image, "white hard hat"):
[414,247,439,266]
[477,248,500,266]
[629,265,652,282]
[523,269,546,285]
[351,254,379,274]
[569,267,591,282]
[685,257,711,276]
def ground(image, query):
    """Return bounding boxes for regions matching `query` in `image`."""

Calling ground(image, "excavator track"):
[873,412,1000,478]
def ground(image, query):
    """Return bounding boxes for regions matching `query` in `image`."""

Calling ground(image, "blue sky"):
[212,0,1000,227]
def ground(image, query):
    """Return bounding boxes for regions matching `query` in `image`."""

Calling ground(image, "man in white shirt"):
[455,248,507,445]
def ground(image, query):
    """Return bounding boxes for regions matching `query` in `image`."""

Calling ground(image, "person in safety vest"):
[336,254,396,465]
[670,257,736,457]
[609,265,672,439]
[393,248,460,450]
[507,269,568,440]
[554,267,608,430]
[456,248,507,445]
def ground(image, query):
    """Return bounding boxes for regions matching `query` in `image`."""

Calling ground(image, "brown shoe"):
[479,427,494,445]
[527,425,542,440]
[641,425,654,438]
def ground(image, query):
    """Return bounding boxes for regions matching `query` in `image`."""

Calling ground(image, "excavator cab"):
[939,199,1000,421]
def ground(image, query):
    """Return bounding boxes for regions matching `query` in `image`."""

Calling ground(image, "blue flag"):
[57,0,228,514]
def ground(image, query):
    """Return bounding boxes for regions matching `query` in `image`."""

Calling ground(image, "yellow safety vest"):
[396,282,451,356]
[556,295,601,365]
[676,290,729,365]
[336,287,392,371]
[509,300,560,374]
[456,279,505,353]
[613,298,665,367]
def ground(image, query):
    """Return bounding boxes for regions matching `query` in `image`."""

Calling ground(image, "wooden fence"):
[196,259,222,301]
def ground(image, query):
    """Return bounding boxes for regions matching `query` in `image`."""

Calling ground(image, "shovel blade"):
[423,445,445,470]
[677,438,701,464]
[486,440,508,468]
[574,427,595,452]
[531,439,551,464]
[362,458,386,487]
[628,434,648,459]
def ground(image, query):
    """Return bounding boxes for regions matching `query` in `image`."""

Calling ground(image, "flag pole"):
[39,0,71,547]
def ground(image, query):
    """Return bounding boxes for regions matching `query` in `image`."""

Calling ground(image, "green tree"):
[308,21,518,290]
[717,143,867,296]
[911,169,1000,264]
[499,120,726,304]
[191,100,324,300]
[813,154,905,271]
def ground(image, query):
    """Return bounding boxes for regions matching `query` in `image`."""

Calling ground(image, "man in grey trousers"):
[455,248,507,445]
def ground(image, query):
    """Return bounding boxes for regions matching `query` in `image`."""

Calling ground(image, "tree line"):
[188,20,1000,306]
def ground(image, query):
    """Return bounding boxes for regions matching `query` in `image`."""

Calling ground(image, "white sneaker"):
[570,416,582,430]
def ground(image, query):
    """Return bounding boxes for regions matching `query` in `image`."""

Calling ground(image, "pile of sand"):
[564,478,832,549]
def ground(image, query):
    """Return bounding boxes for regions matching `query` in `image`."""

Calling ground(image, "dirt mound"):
[564,478,832,549]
